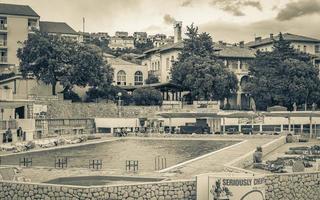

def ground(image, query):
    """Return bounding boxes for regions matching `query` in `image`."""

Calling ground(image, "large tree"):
[246,33,320,110]
[17,31,113,95]
[171,24,238,101]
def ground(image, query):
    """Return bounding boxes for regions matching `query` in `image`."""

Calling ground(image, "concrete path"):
[160,137,275,179]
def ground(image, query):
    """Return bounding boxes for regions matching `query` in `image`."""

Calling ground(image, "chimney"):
[173,21,182,43]
[270,33,274,40]
[239,41,244,48]
[255,37,262,42]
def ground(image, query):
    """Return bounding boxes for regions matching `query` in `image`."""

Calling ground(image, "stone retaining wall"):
[0,180,196,200]
[45,101,160,119]
[265,171,320,200]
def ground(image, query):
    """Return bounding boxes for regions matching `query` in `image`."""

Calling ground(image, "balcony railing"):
[0,56,7,63]
[0,40,7,47]
[0,24,7,30]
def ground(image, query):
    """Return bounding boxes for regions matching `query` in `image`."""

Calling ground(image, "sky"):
[1,0,320,43]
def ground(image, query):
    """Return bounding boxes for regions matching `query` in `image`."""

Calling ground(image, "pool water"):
[0,139,237,172]
[44,176,164,186]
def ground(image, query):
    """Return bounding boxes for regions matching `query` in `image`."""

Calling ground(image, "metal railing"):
[0,56,7,63]
[0,24,7,30]
[0,40,6,47]
[0,120,17,130]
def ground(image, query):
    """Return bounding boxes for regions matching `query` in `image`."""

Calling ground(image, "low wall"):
[0,179,196,200]
[226,136,286,168]
[265,171,320,200]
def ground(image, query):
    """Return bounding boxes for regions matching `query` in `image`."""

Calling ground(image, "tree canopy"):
[171,24,238,101]
[245,33,320,110]
[17,31,113,95]
[132,87,163,106]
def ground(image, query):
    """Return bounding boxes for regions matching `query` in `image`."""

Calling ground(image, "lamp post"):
[117,92,122,118]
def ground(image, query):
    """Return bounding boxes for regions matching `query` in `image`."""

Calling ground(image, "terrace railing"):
[0,120,17,130]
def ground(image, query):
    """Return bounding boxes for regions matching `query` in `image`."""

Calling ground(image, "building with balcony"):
[214,43,256,109]
[0,3,40,73]
[39,21,81,42]
[246,33,320,68]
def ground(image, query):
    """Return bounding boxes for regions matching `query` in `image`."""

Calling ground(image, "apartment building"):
[0,3,40,73]
[109,31,134,50]
[133,32,148,44]
[246,33,320,68]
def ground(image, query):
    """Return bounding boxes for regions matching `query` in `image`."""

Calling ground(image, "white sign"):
[197,173,265,200]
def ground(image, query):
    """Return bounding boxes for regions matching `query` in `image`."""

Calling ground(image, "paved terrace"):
[159,136,277,179]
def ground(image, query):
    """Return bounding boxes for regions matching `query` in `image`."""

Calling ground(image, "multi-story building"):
[0,3,40,73]
[140,22,183,83]
[148,34,172,48]
[140,22,256,109]
[39,21,81,42]
[246,33,320,68]
[103,54,148,86]
[133,32,148,44]
[214,42,256,109]
[109,31,134,50]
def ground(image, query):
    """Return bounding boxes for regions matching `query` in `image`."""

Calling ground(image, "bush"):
[132,88,163,106]
[63,90,81,102]
[85,85,132,105]
[145,74,159,84]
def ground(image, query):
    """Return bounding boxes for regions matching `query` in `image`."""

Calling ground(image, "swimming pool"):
[0,138,238,172]
[44,176,165,186]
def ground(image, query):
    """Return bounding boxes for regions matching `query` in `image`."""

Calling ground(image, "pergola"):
[121,82,184,101]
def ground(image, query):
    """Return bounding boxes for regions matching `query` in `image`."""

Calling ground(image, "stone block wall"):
[265,172,320,200]
[0,180,196,200]
[45,101,160,119]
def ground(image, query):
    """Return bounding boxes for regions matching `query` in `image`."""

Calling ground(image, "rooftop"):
[39,21,78,35]
[214,44,256,58]
[0,3,39,17]
[143,41,184,55]
[105,56,140,66]
[246,33,320,48]
[142,41,255,59]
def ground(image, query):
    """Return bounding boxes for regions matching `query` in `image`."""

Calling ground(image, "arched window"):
[134,71,143,85]
[117,70,126,86]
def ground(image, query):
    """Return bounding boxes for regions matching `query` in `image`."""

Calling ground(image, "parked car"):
[226,128,239,134]
[242,127,253,135]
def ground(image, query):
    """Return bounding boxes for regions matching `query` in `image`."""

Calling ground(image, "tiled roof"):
[106,57,139,66]
[246,33,320,48]
[144,41,184,54]
[142,41,255,59]
[40,21,78,35]
[0,3,39,17]
[214,45,256,58]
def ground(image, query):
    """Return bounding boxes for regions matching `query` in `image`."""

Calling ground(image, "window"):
[117,70,126,85]
[134,71,143,85]
[315,45,320,53]
[303,45,307,52]
[157,61,160,70]
[297,45,301,51]
[166,58,170,71]
[0,17,7,30]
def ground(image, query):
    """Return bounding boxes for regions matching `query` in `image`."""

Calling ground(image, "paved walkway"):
[160,137,276,179]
